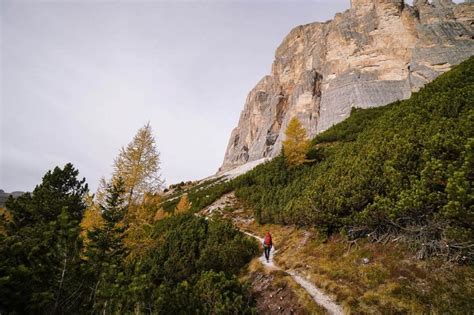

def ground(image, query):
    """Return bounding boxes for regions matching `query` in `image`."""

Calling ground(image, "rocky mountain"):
[219,0,474,173]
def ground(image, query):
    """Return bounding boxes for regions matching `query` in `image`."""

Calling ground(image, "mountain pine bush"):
[232,56,474,262]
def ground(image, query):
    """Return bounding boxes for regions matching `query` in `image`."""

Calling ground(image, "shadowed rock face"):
[219,0,474,173]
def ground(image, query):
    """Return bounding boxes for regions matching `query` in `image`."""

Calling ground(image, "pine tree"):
[282,117,310,167]
[0,163,89,314]
[85,178,128,313]
[112,123,163,206]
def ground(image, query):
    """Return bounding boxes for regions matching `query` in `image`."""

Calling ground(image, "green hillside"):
[181,57,473,264]
[1,57,472,314]
[232,56,473,262]
[0,165,258,314]
[172,57,473,313]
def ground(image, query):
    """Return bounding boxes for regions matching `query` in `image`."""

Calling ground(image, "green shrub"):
[230,57,474,261]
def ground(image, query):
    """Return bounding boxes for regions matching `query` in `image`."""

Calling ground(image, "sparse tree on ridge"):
[282,117,310,167]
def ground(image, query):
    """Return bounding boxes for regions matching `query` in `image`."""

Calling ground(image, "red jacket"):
[263,233,272,247]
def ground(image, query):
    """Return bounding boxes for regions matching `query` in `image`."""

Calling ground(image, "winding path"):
[243,231,344,315]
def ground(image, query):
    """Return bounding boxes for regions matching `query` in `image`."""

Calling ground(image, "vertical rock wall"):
[220,0,474,173]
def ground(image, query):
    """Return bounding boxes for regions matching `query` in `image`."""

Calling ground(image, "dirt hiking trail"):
[200,192,344,314]
[243,231,344,315]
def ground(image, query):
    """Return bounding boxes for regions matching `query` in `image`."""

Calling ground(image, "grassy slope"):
[226,204,473,314]
[161,177,232,213]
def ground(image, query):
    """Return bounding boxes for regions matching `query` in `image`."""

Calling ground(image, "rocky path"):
[243,231,344,315]
[200,192,343,314]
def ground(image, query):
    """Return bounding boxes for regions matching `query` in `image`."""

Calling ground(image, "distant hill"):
[0,190,25,207]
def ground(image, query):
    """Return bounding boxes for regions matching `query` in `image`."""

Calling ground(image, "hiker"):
[263,231,273,263]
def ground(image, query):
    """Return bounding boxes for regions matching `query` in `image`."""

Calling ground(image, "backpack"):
[264,234,272,246]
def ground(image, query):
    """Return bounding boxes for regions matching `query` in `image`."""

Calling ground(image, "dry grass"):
[234,207,474,314]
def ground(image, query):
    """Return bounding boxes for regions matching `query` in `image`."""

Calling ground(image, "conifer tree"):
[80,194,104,243]
[0,207,11,236]
[175,194,191,214]
[154,207,169,221]
[85,178,128,312]
[112,123,163,205]
[124,192,162,259]
[282,117,310,167]
[0,164,89,314]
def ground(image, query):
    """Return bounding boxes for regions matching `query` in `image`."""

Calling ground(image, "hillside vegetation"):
[162,57,473,265]
[1,54,472,315]
[231,56,474,263]
[0,165,258,314]
[0,190,24,208]
[168,57,473,313]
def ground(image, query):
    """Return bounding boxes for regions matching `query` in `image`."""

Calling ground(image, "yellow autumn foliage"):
[112,123,164,206]
[80,194,104,243]
[282,117,310,167]
[0,207,12,236]
[154,207,169,221]
[175,194,191,214]
[123,192,162,260]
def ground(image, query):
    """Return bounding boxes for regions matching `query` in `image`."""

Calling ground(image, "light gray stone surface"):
[219,0,474,173]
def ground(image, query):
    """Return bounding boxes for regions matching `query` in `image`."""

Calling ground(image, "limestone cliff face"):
[219,0,474,173]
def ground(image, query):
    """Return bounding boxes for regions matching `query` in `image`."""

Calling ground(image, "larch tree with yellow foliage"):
[87,123,165,259]
[113,123,164,206]
[175,194,191,214]
[0,207,12,236]
[154,207,169,221]
[124,193,162,260]
[80,194,104,244]
[282,117,310,167]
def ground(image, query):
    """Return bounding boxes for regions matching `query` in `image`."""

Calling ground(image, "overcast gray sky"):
[1,0,351,192]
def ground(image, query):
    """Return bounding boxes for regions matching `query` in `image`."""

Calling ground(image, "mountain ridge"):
[219,0,474,173]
